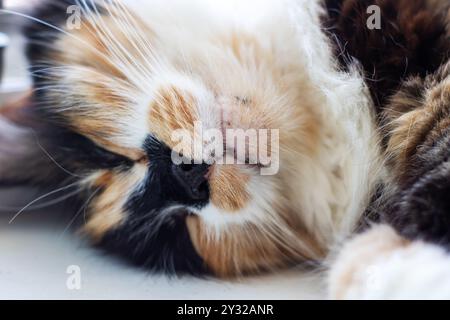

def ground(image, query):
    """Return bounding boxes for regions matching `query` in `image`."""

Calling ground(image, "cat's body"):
[0,0,450,297]
[325,0,450,298]
[325,0,450,245]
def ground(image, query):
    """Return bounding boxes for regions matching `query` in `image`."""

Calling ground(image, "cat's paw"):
[329,225,450,299]
[328,225,409,299]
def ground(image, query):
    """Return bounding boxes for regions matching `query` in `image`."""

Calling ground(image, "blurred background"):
[0,0,33,105]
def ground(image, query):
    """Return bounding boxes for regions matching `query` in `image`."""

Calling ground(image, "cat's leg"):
[328,225,450,299]
[324,0,450,245]
[382,62,450,245]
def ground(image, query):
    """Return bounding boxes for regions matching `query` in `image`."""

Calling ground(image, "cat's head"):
[1,0,332,276]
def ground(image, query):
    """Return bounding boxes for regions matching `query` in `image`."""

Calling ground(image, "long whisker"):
[0,8,132,79]
[30,130,83,178]
[0,188,80,212]
[9,181,80,224]
[105,0,159,71]
[59,187,101,238]
[76,0,151,86]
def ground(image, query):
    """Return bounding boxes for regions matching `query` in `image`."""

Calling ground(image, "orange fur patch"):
[187,214,324,277]
[83,166,145,241]
[148,85,198,150]
[49,13,154,161]
[209,165,250,212]
[63,68,146,161]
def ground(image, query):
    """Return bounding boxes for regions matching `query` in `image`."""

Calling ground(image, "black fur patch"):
[386,128,450,245]
[25,0,98,70]
[388,159,450,246]
[324,0,450,246]
[98,136,210,275]
[98,210,209,275]
[324,0,450,112]
[25,0,74,63]
[43,125,133,172]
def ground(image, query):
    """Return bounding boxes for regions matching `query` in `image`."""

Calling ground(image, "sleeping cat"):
[0,0,448,285]
[0,0,383,277]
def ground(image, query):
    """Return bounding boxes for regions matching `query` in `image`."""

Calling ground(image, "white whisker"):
[59,187,101,238]
[0,188,80,212]
[9,181,80,224]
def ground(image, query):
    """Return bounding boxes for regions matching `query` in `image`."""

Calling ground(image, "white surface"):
[0,189,323,300]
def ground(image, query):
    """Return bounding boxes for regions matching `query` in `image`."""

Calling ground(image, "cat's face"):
[3,0,330,276]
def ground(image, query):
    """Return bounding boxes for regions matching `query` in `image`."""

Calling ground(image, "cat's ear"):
[0,94,61,186]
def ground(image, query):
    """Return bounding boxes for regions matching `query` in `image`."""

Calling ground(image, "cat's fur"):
[324,0,449,113]
[1,0,449,294]
[329,224,450,299]
[0,0,383,277]
[324,0,450,248]
[324,0,450,298]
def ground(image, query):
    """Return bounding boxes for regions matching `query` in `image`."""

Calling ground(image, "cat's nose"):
[172,163,210,201]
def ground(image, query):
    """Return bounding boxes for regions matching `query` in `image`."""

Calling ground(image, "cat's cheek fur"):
[186,173,324,277]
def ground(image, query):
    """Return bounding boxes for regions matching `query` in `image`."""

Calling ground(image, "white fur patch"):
[329,225,450,299]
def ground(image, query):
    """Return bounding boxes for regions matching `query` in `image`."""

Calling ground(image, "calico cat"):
[0,0,383,277]
[1,0,448,284]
